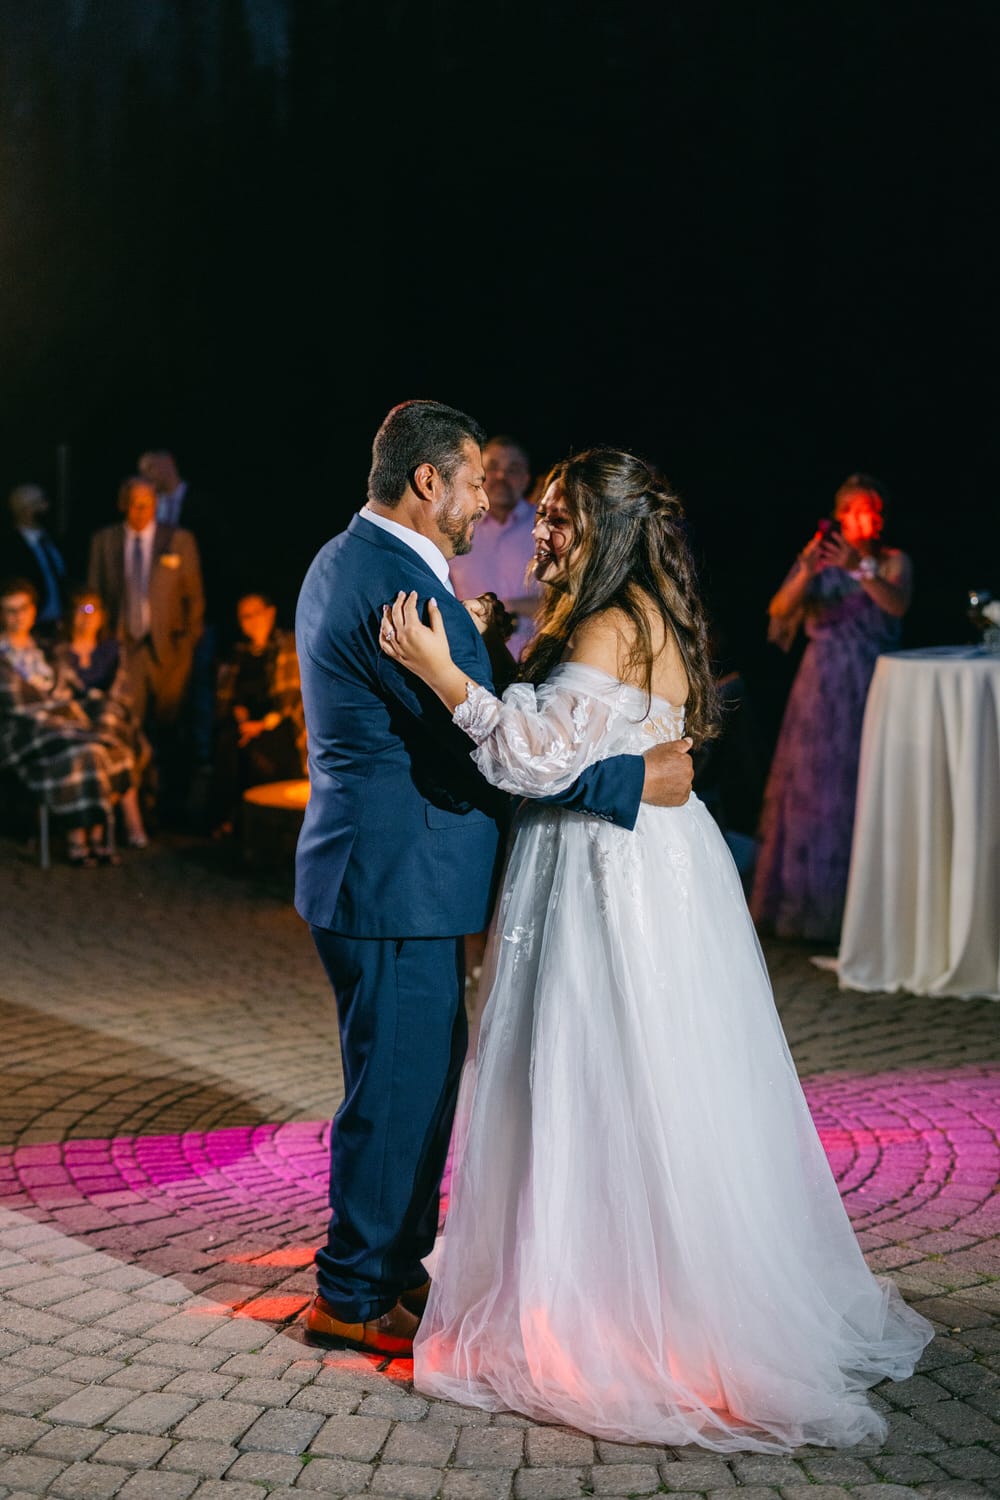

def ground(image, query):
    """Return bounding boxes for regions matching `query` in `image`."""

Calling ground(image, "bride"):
[378,448,932,1452]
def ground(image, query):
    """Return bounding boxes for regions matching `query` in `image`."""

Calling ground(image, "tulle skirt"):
[414,795,932,1451]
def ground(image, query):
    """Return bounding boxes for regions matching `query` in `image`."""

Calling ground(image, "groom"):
[295,400,694,1355]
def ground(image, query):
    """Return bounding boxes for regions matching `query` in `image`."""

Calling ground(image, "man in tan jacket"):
[88,477,204,819]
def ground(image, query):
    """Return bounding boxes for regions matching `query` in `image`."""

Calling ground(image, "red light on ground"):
[226,1245,316,1267]
[233,1295,311,1321]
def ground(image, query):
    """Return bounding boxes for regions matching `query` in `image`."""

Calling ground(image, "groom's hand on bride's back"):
[641,738,695,806]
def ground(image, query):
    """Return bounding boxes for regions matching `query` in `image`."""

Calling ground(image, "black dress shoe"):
[400,1279,431,1317]
[303,1295,418,1356]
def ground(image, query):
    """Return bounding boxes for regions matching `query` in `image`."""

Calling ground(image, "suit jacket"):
[294,513,645,938]
[87,522,205,669]
[0,527,66,620]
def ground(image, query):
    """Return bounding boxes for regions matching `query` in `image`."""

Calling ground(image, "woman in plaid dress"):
[52,585,151,849]
[0,577,135,866]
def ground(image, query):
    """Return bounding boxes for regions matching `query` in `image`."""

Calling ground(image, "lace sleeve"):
[452,679,621,797]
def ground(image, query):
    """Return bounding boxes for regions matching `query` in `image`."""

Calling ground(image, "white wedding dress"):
[413,663,932,1452]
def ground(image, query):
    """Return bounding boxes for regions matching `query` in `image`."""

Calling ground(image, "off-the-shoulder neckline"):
[546,660,686,715]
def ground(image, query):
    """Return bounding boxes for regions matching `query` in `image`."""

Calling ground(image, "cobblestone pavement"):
[1,834,999,1500]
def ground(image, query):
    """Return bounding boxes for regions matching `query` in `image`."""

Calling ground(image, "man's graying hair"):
[368,400,486,507]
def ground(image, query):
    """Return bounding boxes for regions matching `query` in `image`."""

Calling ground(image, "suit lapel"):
[348,512,491,682]
[113,527,127,612]
[147,525,173,620]
[348,513,451,595]
[152,523,175,564]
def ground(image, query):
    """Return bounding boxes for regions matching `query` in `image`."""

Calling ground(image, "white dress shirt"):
[361,507,455,594]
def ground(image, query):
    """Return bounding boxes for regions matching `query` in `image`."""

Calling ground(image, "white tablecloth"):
[838,645,1000,1000]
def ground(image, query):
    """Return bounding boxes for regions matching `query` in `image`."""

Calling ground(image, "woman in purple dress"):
[751,475,913,942]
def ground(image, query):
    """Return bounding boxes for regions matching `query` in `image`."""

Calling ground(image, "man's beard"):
[437,493,481,556]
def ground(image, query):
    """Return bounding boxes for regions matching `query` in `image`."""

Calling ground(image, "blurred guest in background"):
[88,476,204,823]
[54,587,150,848]
[449,434,542,660]
[138,448,233,776]
[2,484,67,640]
[751,474,913,941]
[210,591,305,837]
[0,578,135,866]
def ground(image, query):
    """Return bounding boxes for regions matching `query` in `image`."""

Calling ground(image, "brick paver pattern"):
[1,837,998,1499]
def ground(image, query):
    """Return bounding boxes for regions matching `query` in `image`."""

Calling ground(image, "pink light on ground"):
[806,1066,1000,1241]
[1,1067,997,1320]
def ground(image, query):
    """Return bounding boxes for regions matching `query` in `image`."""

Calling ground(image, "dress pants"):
[310,928,467,1322]
[125,638,193,823]
[124,638,193,731]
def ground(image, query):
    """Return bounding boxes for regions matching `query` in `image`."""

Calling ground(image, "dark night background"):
[1,0,997,747]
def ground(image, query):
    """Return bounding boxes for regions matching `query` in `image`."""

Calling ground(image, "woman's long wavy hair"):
[520,448,719,746]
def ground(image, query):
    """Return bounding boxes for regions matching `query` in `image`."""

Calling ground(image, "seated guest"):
[210,592,305,835]
[53,586,150,849]
[0,578,136,867]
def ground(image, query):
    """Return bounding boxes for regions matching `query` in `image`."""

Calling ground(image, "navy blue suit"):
[295,514,645,1319]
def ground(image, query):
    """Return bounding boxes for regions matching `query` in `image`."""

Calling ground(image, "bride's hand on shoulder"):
[381,590,484,713]
[380,590,454,683]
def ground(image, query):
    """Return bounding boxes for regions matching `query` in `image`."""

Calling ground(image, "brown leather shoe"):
[400,1278,431,1317]
[303,1294,418,1356]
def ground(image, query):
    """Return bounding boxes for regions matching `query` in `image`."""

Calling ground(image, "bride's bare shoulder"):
[565,605,688,703]
[564,609,633,674]
[565,606,670,669]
